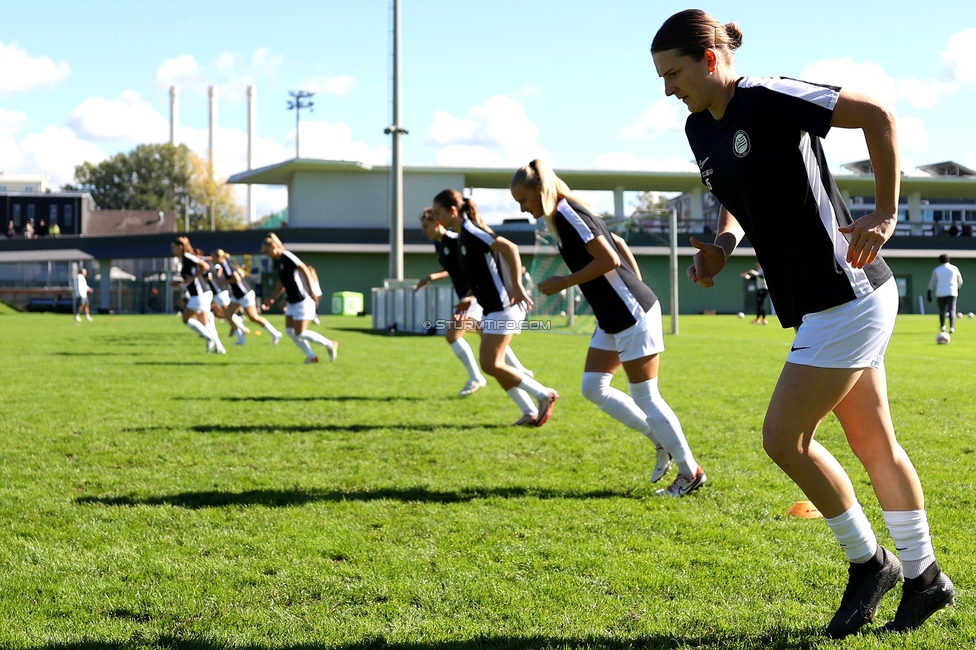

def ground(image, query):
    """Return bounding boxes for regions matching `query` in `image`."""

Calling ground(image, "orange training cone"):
[786,500,823,518]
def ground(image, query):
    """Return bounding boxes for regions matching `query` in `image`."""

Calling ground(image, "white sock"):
[629,378,697,476]
[505,387,537,416]
[204,317,221,343]
[825,502,878,564]
[299,329,335,351]
[263,322,282,338]
[517,375,552,401]
[883,510,936,579]
[450,338,484,382]
[505,346,528,373]
[231,313,246,331]
[581,372,659,444]
[186,318,210,340]
[286,327,315,359]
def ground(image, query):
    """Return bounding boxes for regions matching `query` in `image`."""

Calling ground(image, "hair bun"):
[725,22,743,50]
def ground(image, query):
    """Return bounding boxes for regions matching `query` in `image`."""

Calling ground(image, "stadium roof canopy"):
[229,158,976,199]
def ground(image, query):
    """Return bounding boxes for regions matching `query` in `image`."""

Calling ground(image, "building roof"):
[916,161,976,178]
[83,210,179,236]
[229,158,976,199]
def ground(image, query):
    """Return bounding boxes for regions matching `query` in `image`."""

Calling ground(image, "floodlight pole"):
[287,90,315,159]
[670,207,679,335]
[385,0,408,281]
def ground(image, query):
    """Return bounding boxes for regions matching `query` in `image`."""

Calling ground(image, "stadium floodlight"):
[287,90,315,159]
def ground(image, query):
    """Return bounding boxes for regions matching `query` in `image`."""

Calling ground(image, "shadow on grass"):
[123,422,503,434]
[75,485,637,508]
[134,361,268,366]
[14,626,832,650]
[331,326,435,338]
[171,395,429,403]
[52,351,147,357]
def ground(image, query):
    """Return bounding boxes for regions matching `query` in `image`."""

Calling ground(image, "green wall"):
[296,251,976,318]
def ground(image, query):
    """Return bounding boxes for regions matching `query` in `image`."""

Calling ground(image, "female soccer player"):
[652,9,953,637]
[415,208,534,397]
[431,190,558,426]
[261,233,337,363]
[211,249,282,344]
[171,237,225,354]
[511,159,704,494]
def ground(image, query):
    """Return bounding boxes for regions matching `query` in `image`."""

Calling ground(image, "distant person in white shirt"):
[928,254,964,333]
[74,268,94,323]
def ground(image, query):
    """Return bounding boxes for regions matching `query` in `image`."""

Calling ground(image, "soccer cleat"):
[304,356,319,364]
[535,390,560,427]
[86,315,93,322]
[512,413,538,426]
[826,546,903,639]
[75,314,81,322]
[879,565,955,634]
[233,340,246,346]
[328,339,339,362]
[272,333,282,345]
[651,447,673,483]
[656,466,706,497]
[458,378,487,397]
[522,368,535,378]
[949,327,955,334]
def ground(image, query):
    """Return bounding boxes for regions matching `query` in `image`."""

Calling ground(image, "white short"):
[465,299,484,323]
[76,295,89,307]
[285,296,317,322]
[786,277,897,369]
[213,290,232,308]
[186,291,213,314]
[589,301,665,362]
[481,304,526,336]
[234,290,256,310]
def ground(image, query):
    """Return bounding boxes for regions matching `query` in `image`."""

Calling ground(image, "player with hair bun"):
[261,233,337,364]
[652,8,954,637]
[171,236,225,354]
[431,190,558,426]
[415,207,534,397]
[212,248,282,345]
[511,159,704,494]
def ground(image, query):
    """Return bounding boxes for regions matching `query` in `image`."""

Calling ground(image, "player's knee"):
[581,372,611,405]
[762,422,799,464]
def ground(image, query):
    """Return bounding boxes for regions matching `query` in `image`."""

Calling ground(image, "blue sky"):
[2,0,974,221]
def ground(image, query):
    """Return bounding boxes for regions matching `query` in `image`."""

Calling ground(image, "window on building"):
[12,204,21,226]
[27,204,35,223]
[64,204,74,230]
[0,185,7,191]
[49,204,58,225]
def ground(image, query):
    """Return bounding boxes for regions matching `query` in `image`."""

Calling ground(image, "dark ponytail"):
[433,189,493,234]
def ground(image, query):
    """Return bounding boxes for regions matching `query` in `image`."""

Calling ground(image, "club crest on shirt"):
[733,130,751,158]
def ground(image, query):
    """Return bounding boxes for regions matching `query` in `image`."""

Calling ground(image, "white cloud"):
[590,151,698,172]
[17,126,106,188]
[801,57,955,109]
[294,120,388,165]
[65,91,169,143]
[424,95,550,167]
[0,41,70,97]
[621,99,684,140]
[0,108,27,133]
[821,114,929,174]
[940,27,976,84]
[154,54,207,91]
[299,74,354,96]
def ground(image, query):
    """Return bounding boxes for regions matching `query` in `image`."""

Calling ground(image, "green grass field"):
[0,312,972,650]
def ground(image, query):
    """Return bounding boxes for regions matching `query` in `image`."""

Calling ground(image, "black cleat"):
[826,546,903,639]
[879,564,956,634]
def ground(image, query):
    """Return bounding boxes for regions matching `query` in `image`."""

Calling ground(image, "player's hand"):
[454,296,474,318]
[839,211,895,269]
[414,276,430,292]
[510,284,534,311]
[687,237,727,289]
[537,276,566,296]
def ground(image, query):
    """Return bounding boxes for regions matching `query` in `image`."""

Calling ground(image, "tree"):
[65,143,244,231]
